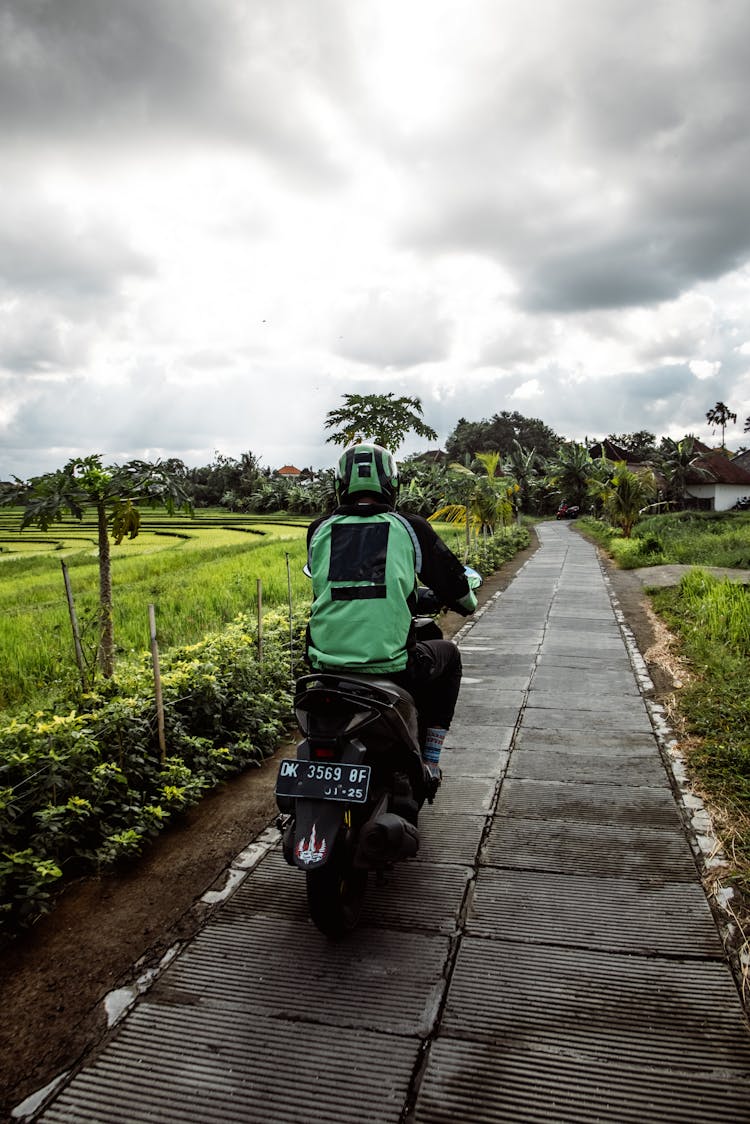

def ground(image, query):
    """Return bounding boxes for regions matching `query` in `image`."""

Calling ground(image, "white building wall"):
[686,484,750,511]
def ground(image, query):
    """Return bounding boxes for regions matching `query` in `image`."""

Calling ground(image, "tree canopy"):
[446,411,562,461]
[323,393,437,451]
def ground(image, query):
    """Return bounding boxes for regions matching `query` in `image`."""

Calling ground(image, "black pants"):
[390,640,463,744]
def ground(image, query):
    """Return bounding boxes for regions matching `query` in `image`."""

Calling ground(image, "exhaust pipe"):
[357,813,419,865]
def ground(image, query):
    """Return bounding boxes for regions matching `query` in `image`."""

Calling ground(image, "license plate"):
[275,759,371,804]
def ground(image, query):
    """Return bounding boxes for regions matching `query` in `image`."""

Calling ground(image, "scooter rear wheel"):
[306,845,367,939]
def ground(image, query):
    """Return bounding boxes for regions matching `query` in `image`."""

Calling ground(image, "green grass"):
[0,509,310,712]
[651,572,750,907]
[577,510,750,570]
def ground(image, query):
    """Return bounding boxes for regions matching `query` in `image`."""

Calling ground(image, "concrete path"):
[30,522,750,1122]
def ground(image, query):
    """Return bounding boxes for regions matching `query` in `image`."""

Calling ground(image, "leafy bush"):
[465,525,530,575]
[0,611,303,940]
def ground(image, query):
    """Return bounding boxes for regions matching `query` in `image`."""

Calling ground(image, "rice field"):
[0,508,310,711]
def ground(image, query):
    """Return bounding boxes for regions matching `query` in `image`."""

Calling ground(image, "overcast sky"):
[2,0,750,479]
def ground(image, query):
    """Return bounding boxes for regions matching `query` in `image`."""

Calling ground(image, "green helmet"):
[335,443,399,505]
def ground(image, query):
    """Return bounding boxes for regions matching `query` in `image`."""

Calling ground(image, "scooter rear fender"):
[291,799,345,871]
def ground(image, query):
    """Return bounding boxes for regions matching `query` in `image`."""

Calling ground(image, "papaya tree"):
[1,455,193,678]
[323,392,437,451]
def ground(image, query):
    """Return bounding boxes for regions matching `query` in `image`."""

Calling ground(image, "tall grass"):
[578,510,750,570]
[677,569,750,654]
[0,517,309,712]
[651,575,750,910]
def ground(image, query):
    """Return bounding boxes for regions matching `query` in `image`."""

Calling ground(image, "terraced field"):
[0,509,310,711]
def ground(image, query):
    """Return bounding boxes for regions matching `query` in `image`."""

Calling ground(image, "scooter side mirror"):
[464,565,483,590]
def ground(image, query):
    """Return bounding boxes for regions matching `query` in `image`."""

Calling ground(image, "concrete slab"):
[467,868,724,957]
[444,937,750,1070]
[415,812,486,865]
[440,746,509,777]
[497,778,682,829]
[514,727,658,754]
[416,1033,749,1122]
[444,722,514,752]
[429,775,496,814]
[153,915,448,1037]
[506,748,670,786]
[482,816,699,881]
[520,704,653,733]
[43,1008,420,1124]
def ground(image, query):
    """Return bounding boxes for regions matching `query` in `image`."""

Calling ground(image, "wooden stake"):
[148,604,167,765]
[285,552,294,688]
[61,560,88,692]
[257,578,263,662]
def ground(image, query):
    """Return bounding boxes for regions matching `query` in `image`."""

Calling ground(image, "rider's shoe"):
[424,763,442,804]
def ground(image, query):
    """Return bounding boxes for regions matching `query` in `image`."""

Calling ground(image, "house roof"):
[588,438,633,462]
[732,449,750,471]
[276,465,302,476]
[411,449,449,464]
[686,451,750,485]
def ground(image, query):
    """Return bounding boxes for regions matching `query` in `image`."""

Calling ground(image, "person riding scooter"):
[305,442,477,783]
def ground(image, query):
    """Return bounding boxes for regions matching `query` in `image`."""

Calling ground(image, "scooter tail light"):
[310,744,336,760]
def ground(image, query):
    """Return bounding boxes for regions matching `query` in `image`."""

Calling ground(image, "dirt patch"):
[1,535,541,1118]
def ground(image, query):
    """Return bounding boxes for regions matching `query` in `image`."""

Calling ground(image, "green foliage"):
[0,611,299,940]
[705,401,737,449]
[430,454,518,537]
[464,526,530,575]
[651,578,750,898]
[323,393,437,451]
[577,510,750,570]
[676,569,750,654]
[545,442,595,509]
[588,461,656,538]
[446,411,562,461]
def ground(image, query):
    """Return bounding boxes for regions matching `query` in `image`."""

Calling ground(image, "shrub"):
[0,611,300,940]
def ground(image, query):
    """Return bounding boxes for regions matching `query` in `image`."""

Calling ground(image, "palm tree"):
[658,436,711,508]
[599,462,656,538]
[706,401,737,450]
[429,452,516,555]
[504,440,541,514]
[546,443,594,509]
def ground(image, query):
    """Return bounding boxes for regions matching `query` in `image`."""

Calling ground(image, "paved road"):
[32,522,750,1122]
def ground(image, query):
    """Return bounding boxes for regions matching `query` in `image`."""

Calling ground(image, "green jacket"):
[306,503,476,675]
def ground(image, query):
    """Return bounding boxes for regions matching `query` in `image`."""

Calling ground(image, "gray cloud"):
[0,0,357,181]
[398,0,750,312]
[333,289,453,368]
[1,0,749,479]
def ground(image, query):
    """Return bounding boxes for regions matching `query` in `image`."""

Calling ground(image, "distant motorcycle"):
[556,502,580,519]
[275,570,481,938]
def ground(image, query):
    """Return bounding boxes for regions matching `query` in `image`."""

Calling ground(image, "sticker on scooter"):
[296,824,328,865]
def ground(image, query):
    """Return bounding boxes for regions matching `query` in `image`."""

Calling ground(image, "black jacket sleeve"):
[402,513,476,615]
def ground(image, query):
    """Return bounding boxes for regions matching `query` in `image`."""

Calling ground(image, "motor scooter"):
[275,570,481,937]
